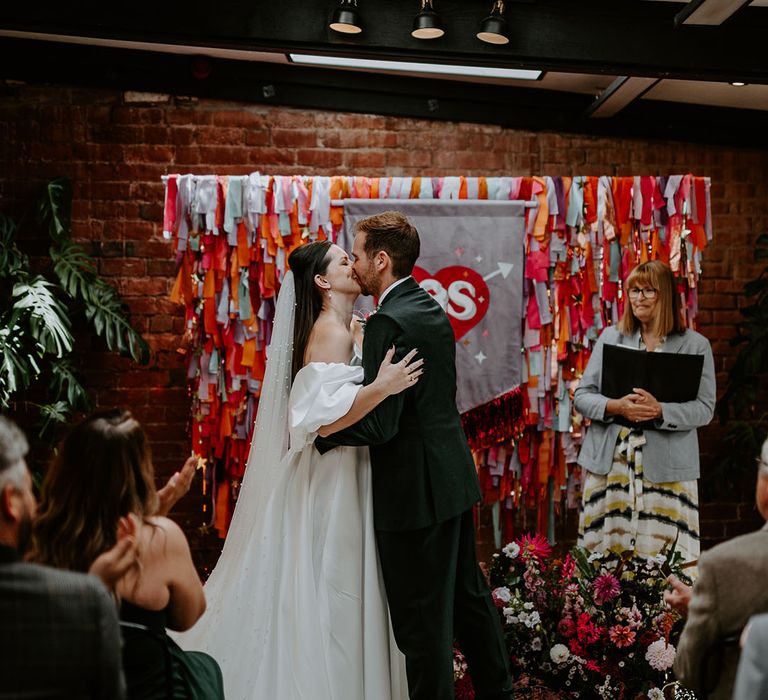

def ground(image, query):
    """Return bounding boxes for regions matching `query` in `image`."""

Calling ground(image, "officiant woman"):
[574,260,715,565]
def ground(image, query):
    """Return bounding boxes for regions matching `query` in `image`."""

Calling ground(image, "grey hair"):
[0,416,29,490]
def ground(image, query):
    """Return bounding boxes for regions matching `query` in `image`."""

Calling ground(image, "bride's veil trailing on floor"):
[175,272,296,678]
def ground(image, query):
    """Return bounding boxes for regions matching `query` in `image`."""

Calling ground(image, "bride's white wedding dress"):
[176,273,407,700]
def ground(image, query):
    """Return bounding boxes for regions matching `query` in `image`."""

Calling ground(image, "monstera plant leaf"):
[38,177,72,244]
[51,239,98,303]
[1,177,149,438]
[11,276,73,357]
[0,213,27,277]
[0,320,41,408]
[50,358,91,410]
[38,400,72,437]
[85,281,150,363]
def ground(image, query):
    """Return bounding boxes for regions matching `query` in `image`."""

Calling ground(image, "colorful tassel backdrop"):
[162,174,711,539]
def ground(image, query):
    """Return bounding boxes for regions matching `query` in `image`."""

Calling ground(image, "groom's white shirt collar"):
[378,276,411,305]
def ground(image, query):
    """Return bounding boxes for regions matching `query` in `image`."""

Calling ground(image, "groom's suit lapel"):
[377,276,420,312]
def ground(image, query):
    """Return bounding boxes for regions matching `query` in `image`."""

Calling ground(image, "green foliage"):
[51,239,97,302]
[39,177,72,243]
[12,277,73,357]
[85,282,150,363]
[0,177,149,436]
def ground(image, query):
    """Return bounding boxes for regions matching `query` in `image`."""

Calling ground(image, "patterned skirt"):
[578,427,700,566]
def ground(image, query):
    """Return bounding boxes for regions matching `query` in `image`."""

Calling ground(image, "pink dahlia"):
[592,573,621,605]
[516,533,553,561]
[608,625,636,648]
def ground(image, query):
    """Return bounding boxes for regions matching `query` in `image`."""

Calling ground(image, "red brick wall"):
[2,85,767,571]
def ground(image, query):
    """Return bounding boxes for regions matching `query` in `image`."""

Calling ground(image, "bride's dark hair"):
[288,240,333,380]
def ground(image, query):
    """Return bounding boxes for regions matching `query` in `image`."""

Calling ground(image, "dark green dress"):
[120,601,224,700]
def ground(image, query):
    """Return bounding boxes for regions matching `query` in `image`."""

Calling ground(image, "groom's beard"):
[355,269,380,298]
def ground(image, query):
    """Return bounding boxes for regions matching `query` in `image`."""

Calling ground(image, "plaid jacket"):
[0,545,126,699]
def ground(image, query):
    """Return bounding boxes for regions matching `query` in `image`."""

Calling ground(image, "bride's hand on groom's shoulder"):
[374,347,424,396]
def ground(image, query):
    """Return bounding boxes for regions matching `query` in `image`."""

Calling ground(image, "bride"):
[177,240,421,700]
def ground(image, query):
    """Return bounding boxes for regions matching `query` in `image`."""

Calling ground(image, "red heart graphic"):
[412,265,490,341]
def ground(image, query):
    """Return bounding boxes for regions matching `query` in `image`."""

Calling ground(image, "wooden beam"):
[585,76,659,118]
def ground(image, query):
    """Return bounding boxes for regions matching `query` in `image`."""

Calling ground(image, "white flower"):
[503,607,518,624]
[645,639,676,671]
[531,637,542,651]
[550,644,570,664]
[493,586,512,603]
[523,601,534,610]
[503,542,521,559]
[645,554,666,570]
[588,552,603,562]
[647,688,664,700]
[525,611,541,628]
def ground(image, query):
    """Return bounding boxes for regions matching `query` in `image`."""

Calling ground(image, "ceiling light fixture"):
[412,0,445,40]
[477,0,509,45]
[329,0,362,34]
[289,54,542,81]
[730,81,747,86]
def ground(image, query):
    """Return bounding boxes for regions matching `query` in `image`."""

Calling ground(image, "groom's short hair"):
[357,211,420,279]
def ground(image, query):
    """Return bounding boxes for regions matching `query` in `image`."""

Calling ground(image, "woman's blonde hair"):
[618,260,685,337]
[30,408,158,572]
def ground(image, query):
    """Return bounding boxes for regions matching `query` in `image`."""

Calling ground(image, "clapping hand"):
[89,514,139,592]
[156,455,198,516]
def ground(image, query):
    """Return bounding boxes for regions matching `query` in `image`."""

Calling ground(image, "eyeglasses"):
[627,287,658,300]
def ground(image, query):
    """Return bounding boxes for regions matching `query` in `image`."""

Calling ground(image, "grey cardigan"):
[574,325,715,483]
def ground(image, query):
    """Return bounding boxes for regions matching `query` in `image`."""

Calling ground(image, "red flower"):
[576,613,603,645]
[516,533,553,561]
[608,625,636,648]
[585,659,602,673]
[560,553,576,580]
[640,630,659,647]
[568,638,586,658]
[454,673,476,700]
[592,574,621,605]
[557,617,577,638]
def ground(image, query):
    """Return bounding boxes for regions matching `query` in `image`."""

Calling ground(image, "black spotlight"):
[477,0,509,45]
[330,0,362,34]
[412,0,444,40]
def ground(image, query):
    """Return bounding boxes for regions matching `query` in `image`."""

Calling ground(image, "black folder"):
[601,344,704,404]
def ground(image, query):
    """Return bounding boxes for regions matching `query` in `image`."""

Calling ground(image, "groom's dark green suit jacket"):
[317,276,481,532]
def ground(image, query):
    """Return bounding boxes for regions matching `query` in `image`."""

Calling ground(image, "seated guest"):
[732,613,768,700]
[31,409,224,700]
[0,416,126,700]
[667,436,768,700]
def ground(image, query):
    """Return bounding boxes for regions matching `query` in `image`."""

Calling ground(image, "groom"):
[317,211,513,700]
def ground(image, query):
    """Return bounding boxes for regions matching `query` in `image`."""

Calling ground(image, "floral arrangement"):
[456,534,694,699]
